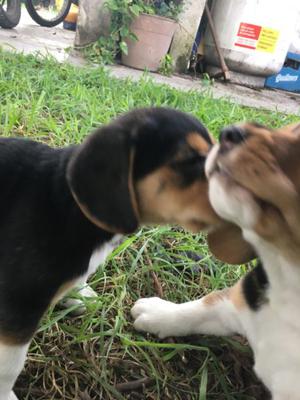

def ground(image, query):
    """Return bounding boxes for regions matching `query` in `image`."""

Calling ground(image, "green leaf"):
[129,32,138,41]
[119,41,128,55]
[199,365,208,400]
[106,1,119,10]
[130,4,142,16]
[120,26,129,38]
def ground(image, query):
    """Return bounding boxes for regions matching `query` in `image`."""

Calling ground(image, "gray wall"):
[75,0,110,47]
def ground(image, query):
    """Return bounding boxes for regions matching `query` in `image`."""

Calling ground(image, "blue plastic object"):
[265,52,300,93]
[63,21,76,31]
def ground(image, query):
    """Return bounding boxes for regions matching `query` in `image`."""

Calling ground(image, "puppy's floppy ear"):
[207,223,255,264]
[67,126,139,234]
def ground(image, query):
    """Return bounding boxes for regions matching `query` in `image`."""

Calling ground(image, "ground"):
[0,17,299,400]
[1,12,299,115]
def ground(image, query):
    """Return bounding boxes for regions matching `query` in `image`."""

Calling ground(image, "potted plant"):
[121,1,181,72]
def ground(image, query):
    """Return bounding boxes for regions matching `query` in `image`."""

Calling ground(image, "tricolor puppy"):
[132,121,300,399]
[0,107,225,399]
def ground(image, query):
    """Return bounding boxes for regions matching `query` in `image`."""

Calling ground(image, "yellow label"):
[257,27,280,53]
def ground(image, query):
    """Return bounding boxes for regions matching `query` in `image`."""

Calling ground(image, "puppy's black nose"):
[219,126,245,152]
[220,126,245,144]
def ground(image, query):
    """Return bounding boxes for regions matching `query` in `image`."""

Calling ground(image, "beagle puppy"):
[132,122,300,399]
[1,107,228,399]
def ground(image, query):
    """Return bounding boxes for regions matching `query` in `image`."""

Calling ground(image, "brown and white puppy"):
[1,107,240,400]
[132,121,300,400]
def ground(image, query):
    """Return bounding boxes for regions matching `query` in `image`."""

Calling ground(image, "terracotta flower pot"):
[122,13,177,72]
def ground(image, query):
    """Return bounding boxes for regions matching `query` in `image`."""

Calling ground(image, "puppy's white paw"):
[8,392,19,400]
[131,297,182,339]
[60,297,87,316]
[60,284,98,316]
[78,285,97,298]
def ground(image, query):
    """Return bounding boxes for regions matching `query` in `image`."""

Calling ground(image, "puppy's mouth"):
[206,124,247,181]
[205,143,254,208]
[183,219,215,233]
[205,144,232,180]
[206,143,267,211]
[208,162,231,179]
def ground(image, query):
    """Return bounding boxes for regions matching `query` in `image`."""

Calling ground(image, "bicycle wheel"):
[25,0,72,27]
[0,0,21,28]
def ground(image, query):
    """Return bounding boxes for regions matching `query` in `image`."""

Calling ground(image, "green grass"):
[1,50,298,400]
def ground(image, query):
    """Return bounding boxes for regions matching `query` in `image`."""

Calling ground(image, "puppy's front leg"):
[0,341,30,400]
[131,283,245,339]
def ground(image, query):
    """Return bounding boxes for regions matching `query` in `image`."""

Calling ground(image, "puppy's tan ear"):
[207,223,255,264]
[67,125,139,234]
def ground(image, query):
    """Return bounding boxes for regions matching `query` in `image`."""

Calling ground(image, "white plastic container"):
[289,6,300,54]
[204,0,299,76]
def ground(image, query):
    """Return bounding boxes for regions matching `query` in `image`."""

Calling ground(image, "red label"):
[235,22,262,50]
[235,43,256,49]
[237,23,261,40]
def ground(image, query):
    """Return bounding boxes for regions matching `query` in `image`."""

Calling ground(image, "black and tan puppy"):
[0,107,229,399]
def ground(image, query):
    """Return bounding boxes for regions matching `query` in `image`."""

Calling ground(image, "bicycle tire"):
[25,0,72,27]
[0,0,21,29]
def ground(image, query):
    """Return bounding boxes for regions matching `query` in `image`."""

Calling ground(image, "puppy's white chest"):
[87,234,123,276]
[253,313,300,395]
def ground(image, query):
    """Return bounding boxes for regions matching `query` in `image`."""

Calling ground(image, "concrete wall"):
[75,0,110,47]
[170,0,206,72]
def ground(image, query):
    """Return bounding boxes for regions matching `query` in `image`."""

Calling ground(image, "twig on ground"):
[115,377,154,392]
[150,270,164,298]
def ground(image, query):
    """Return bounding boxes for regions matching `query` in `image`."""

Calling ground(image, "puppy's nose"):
[220,125,245,144]
[219,126,245,152]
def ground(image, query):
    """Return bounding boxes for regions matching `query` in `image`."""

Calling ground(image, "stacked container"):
[204,0,299,76]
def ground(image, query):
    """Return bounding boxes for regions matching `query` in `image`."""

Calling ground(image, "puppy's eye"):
[170,153,206,185]
[171,154,206,168]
